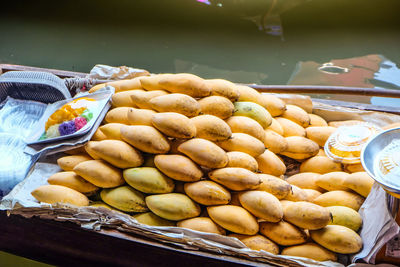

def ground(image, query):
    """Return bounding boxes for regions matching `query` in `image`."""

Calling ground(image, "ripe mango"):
[226,151,258,172]
[101,185,148,212]
[310,225,362,254]
[256,150,286,177]
[127,108,157,126]
[239,190,283,222]
[140,74,172,91]
[134,212,176,227]
[280,136,319,160]
[327,206,362,231]
[284,185,308,202]
[303,189,322,202]
[198,95,235,119]
[285,172,324,192]
[149,93,200,117]
[316,171,350,191]
[207,205,259,235]
[281,243,337,262]
[208,167,261,191]
[263,129,288,154]
[191,115,232,141]
[178,217,226,235]
[260,94,286,117]
[258,174,291,200]
[121,125,170,154]
[275,117,306,137]
[313,190,365,211]
[233,101,272,128]
[259,221,308,246]
[47,171,98,194]
[266,118,284,135]
[308,114,328,127]
[225,116,265,141]
[283,201,332,230]
[130,90,168,109]
[105,107,130,124]
[300,156,342,174]
[31,185,89,206]
[343,172,374,197]
[57,154,92,171]
[99,123,125,140]
[218,133,265,158]
[154,154,203,182]
[123,167,175,194]
[152,112,196,139]
[229,234,279,254]
[158,73,211,97]
[306,126,337,147]
[146,193,201,221]
[184,180,231,205]
[282,104,310,127]
[205,79,240,101]
[111,90,141,107]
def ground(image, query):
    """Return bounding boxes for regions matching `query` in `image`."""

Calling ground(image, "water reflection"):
[288,55,400,107]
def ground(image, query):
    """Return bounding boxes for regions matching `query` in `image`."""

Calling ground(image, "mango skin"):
[205,79,240,101]
[286,172,324,192]
[151,112,196,139]
[198,95,235,119]
[158,73,211,98]
[177,217,226,235]
[208,167,261,191]
[258,173,291,200]
[316,171,351,192]
[275,117,306,137]
[239,190,283,222]
[281,242,337,262]
[233,101,272,128]
[57,154,92,171]
[300,156,342,174]
[121,125,170,154]
[123,167,175,194]
[184,180,231,206]
[207,205,259,235]
[218,133,265,158]
[47,171,98,194]
[101,185,148,212]
[146,193,201,221]
[31,185,89,206]
[191,115,232,141]
[282,104,310,127]
[259,221,308,246]
[283,201,332,230]
[327,206,362,231]
[134,212,176,227]
[313,190,365,211]
[310,225,363,254]
[229,234,279,254]
[226,151,258,172]
[256,150,286,177]
[154,154,203,182]
[226,116,265,141]
[149,93,201,117]
[343,171,374,197]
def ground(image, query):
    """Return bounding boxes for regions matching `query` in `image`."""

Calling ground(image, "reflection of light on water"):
[318,62,349,75]
[371,58,400,107]
[197,0,211,5]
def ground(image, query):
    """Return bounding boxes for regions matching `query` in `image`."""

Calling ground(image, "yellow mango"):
[134,212,176,227]
[275,117,306,137]
[316,171,350,191]
[282,104,310,127]
[310,225,362,254]
[57,154,92,171]
[239,190,283,222]
[313,190,365,211]
[260,94,286,117]
[178,217,226,235]
[151,112,196,139]
[84,142,101,160]
[99,123,125,141]
[154,154,203,182]
[226,151,258,172]
[207,205,259,235]
[92,128,107,141]
[111,90,141,107]
[48,171,98,194]
[101,185,148,212]
[191,115,232,141]
[178,138,228,169]
[226,116,265,141]
[146,193,201,221]
[286,172,324,192]
[306,126,337,147]
[229,234,279,254]
[280,136,319,160]
[32,185,89,206]
[218,133,265,158]
[105,107,130,124]
[149,93,200,117]
[73,159,124,188]
[343,172,374,197]
[285,185,308,202]
[267,118,284,135]
[308,114,328,127]
[90,201,115,210]
[327,206,362,231]
[343,163,365,173]
[233,101,272,128]
[317,148,327,157]
[258,173,291,200]
[256,150,286,177]
[184,180,231,205]
[88,140,143,169]
[158,73,211,97]
[198,95,235,119]
[89,77,144,93]
[303,189,322,202]
[300,156,342,174]
[126,108,157,126]
[123,167,175,194]
[208,167,261,191]
[140,74,172,91]
[281,243,337,262]
[121,125,170,154]
[205,79,240,101]
[283,201,332,230]
[263,129,288,154]
[130,90,168,109]
[259,221,308,246]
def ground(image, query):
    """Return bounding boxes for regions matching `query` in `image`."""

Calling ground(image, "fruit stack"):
[31,73,375,263]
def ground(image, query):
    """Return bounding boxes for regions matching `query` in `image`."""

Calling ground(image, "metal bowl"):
[361,127,400,195]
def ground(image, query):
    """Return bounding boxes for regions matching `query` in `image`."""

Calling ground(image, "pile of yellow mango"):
[31,73,375,263]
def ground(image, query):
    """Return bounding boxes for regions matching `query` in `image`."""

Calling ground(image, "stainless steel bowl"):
[361,127,400,218]
[361,127,400,195]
